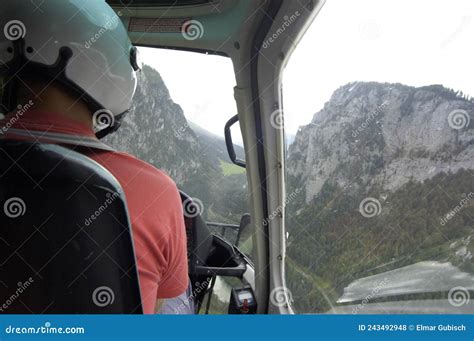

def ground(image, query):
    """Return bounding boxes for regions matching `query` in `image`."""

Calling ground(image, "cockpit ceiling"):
[107,0,260,55]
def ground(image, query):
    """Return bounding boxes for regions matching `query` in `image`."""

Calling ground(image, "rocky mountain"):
[104,67,473,313]
[104,65,248,223]
[285,82,473,313]
[104,65,215,186]
[288,82,474,203]
[189,121,245,168]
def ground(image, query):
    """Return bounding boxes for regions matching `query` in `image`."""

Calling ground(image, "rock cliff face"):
[104,65,248,223]
[104,65,212,185]
[288,82,473,203]
[285,82,473,313]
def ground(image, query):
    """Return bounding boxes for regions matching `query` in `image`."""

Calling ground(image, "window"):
[106,47,249,230]
[283,0,473,314]
[104,48,252,314]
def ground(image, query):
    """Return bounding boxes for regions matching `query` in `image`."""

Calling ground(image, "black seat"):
[0,140,142,313]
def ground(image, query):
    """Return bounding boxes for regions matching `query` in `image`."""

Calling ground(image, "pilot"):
[0,0,189,314]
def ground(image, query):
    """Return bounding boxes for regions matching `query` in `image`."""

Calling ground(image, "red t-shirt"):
[0,110,189,314]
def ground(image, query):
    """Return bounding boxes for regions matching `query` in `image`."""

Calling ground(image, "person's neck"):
[14,83,93,126]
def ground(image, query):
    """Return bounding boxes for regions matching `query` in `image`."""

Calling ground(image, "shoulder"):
[89,148,184,218]
[99,150,177,190]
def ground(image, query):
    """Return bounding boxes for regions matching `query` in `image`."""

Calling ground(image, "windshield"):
[104,47,253,255]
[283,0,473,314]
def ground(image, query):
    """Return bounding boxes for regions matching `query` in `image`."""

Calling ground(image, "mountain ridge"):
[105,64,248,223]
[285,81,473,313]
[289,81,473,203]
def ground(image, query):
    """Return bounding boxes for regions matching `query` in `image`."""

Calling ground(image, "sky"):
[140,0,474,137]
[139,48,237,138]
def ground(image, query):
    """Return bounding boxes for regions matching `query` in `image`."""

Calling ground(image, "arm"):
[155,184,190,308]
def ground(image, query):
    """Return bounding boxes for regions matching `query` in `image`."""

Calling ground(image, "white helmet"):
[0,0,141,137]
